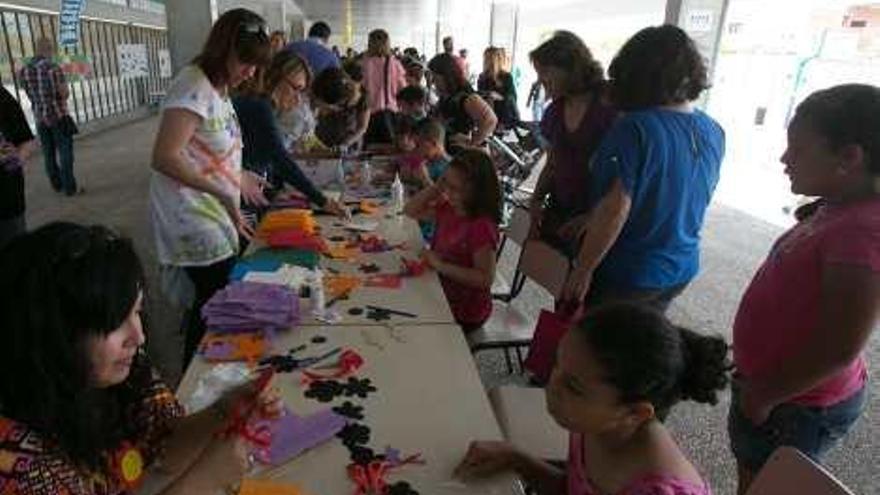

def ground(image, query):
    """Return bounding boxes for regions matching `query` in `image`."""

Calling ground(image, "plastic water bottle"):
[308,271,325,317]
[391,173,405,214]
[361,160,372,187]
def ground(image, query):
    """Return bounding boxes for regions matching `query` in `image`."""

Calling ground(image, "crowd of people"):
[0,6,877,495]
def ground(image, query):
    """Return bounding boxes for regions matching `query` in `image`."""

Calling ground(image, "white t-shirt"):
[150,65,242,267]
[276,98,316,150]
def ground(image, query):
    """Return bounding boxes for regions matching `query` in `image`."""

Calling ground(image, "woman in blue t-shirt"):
[562,25,725,312]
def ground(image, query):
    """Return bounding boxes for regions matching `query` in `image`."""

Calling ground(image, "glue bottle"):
[391,172,405,214]
[308,270,325,317]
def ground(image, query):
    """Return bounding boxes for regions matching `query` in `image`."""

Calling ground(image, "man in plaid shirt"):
[18,37,80,196]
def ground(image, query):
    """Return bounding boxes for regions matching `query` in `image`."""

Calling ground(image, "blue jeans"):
[37,123,76,194]
[728,378,867,472]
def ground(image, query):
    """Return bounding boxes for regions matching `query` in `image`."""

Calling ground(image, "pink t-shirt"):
[360,56,407,113]
[567,434,712,495]
[733,198,880,407]
[431,200,498,325]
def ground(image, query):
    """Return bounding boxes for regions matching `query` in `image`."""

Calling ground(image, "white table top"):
[308,209,456,327]
[177,324,520,495]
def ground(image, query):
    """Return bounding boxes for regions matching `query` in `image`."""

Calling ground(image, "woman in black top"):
[477,46,519,129]
[0,86,36,248]
[427,53,496,150]
[232,51,346,217]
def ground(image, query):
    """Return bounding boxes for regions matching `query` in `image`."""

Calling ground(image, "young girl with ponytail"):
[455,303,730,495]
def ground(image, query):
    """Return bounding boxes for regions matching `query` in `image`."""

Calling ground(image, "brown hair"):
[482,46,504,78]
[238,50,312,98]
[194,8,272,88]
[530,31,604,96]
[415,118,446,146]
[449,148,501,223]
[312,66,361,107]
[608,25,708,110]
[428,53,471,95]
[367,29,391,58]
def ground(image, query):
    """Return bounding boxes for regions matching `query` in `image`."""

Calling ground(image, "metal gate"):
[0,5,170,127]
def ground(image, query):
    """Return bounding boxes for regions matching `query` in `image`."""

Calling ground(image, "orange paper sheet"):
[324,243,359,261]
[324,274,362,298]
[359,200,380,215]
[238,479,305,495]
[258,208,316,236]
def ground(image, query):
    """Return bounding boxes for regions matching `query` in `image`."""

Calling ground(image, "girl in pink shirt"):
[454,303,730,495]
[404,148,500,332]
[729,84,880,494]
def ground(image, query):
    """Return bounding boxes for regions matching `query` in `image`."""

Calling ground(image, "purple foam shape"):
[251,407,348,466]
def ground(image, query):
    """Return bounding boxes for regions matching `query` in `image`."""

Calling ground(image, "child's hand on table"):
[453,440,519,480]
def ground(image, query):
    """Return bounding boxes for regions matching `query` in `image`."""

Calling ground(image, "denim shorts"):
[728,379,867,472]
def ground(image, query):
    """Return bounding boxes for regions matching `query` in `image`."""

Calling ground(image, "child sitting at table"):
[404,149,500,332]
[454,303,730,495]
[397,85,428,120]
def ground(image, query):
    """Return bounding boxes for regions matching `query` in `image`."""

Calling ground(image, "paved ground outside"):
[22,116,878,495]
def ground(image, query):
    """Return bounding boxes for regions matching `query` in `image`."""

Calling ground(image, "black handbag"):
[57,115,79,136]
[364,56,396,146]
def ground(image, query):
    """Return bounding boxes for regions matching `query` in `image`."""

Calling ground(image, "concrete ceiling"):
[291,0,666,54]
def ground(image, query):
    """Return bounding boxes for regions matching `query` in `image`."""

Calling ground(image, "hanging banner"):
[117,44,149,78]
[59,0,87,47]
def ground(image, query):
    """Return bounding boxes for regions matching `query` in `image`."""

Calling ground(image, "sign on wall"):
[59,0,87,47]
[117,43,148,78]
[157,49,172,78]
[685,9,715,33]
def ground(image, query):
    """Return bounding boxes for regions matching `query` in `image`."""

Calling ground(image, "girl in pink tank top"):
[454,303,730,495]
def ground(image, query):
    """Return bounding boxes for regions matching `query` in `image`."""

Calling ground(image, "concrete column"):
[166,0,218,74]
[489,2,517,52]
[289,15,307,42]
[666,0,730,85]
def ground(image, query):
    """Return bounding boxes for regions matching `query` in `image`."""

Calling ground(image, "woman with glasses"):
[0,223,281,494]
[232,50,347,219]
[150,8,271,366]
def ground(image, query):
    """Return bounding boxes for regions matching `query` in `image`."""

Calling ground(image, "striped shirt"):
[18,56,68,125]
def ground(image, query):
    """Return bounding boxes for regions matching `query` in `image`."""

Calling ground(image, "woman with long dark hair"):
[527,31,617,256]
[427,53,497,151]
[150,8,271,365]
[0,223,280,494]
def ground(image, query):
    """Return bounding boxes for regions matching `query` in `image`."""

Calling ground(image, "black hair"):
[790,84,880,178]
[395,114,419,137]
[448,148,502,224]
[0,222,152,471]
[397,85,427,104]
[308,21,331,40]
[530,30,605,96]
[574,303,731,420]
[428,53,472,95]
[608,25,709,111]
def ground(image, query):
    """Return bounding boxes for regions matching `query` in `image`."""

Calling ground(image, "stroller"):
[486,120,546,225]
